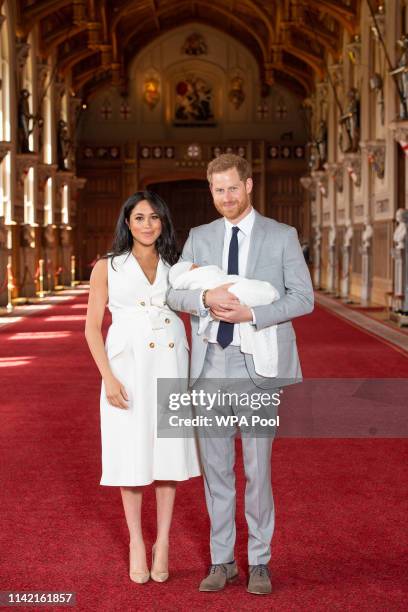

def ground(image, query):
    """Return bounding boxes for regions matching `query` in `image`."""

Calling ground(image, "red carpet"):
[0,295,407,611]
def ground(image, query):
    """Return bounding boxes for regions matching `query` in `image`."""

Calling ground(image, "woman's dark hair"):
[105,190,179,267]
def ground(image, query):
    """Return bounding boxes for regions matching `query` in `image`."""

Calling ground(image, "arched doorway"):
[147,180,218,249]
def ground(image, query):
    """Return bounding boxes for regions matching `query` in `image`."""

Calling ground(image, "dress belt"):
[110,302,178,330]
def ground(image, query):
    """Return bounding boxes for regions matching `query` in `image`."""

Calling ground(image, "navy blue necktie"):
[217,226,239,348]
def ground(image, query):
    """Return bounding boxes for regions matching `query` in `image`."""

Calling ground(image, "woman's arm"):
[85,259,128,409]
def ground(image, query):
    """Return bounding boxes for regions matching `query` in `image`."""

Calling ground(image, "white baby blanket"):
[169,262,280,377]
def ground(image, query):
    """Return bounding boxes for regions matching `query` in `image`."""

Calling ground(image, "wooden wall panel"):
[77,168,123,279]
[266,172,304,236]
[147,180,217,251]
[373,221,392,280]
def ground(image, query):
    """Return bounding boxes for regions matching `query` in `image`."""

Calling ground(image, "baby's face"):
[190,264,200,270]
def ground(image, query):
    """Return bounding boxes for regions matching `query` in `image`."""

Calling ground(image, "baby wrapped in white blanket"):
[169,261,280,377]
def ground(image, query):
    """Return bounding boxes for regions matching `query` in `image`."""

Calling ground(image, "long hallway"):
[0,291,406,611]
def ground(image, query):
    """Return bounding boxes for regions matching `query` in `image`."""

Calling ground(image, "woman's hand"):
[104,375,129,409]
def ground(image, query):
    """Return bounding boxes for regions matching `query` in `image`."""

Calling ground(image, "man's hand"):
[205,283,239,309]
[211,302,253,323]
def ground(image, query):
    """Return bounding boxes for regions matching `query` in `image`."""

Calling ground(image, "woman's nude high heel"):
[129,545,150,584]
[150,543,169,582]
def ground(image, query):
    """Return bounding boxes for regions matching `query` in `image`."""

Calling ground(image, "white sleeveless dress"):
[100,252,201,486]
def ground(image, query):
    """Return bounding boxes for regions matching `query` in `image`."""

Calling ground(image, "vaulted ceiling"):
[17,0,361,99]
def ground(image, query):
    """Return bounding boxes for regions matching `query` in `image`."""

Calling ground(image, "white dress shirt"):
[206,207,256,345]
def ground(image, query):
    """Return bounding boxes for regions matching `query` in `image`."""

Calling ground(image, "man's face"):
[210,167,253,223]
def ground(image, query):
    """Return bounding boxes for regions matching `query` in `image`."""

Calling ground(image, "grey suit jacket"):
[166,210,314,388]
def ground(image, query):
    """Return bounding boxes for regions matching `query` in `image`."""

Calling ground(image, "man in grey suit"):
[167,154,314,594]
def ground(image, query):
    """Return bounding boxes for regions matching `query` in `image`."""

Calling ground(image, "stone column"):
[19,224,36,298]
[404,234,408,315]
[16,154,39,299]
[300,175,320,288]
[59,226,73,286]
[0,217,8,307]
[327,223,337,293]
[360,217,373,306]
[43,224,57,292]
[392,208,408,311]
[313,225,322,288]
[341,219,353,300]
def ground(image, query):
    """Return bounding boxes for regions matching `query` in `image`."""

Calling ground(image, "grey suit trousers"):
[192,343,276,566]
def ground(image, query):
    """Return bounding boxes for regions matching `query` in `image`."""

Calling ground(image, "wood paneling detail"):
[77,168,123,278]
[266,173,304,235]
[372,222,392,280]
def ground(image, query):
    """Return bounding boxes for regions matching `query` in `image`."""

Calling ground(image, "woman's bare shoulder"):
[90,258,108,283]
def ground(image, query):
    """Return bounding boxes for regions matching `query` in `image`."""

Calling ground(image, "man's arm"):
[252,227,314,330]
[166,230,204,316]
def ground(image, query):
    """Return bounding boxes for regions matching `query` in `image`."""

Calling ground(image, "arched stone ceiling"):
[17,0,360,99]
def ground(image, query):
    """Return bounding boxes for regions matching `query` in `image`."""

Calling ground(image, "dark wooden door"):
[147,180,218,250]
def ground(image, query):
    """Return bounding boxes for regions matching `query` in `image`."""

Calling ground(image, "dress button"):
[140,301,146,306]
[168,342,174,348]
[165,318,171,324]
[149,342,155,348]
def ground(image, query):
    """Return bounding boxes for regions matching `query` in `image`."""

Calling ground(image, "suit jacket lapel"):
[246,210,267,277]
[212,217,225,268]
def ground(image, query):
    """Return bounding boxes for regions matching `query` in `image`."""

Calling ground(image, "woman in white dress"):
[85,191,201,584]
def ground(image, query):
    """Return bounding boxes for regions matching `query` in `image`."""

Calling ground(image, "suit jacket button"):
[165,318,171,324]
[140,301,146,306]
[169,342,174,348]
[149,342,155,348]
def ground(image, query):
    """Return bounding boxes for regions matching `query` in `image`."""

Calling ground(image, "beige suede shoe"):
[199,561,239,592]
[247,564,272,595]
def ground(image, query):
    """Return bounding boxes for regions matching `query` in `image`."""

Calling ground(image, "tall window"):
[0,2,11,141]
[44,177,53,225]
[61,91,68,122]
[23,167,35,225]
[0,152,11,221]
[61,183,69,224]
[43,58,53,164]
[60,91,70,169]
[22,33,34,151]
